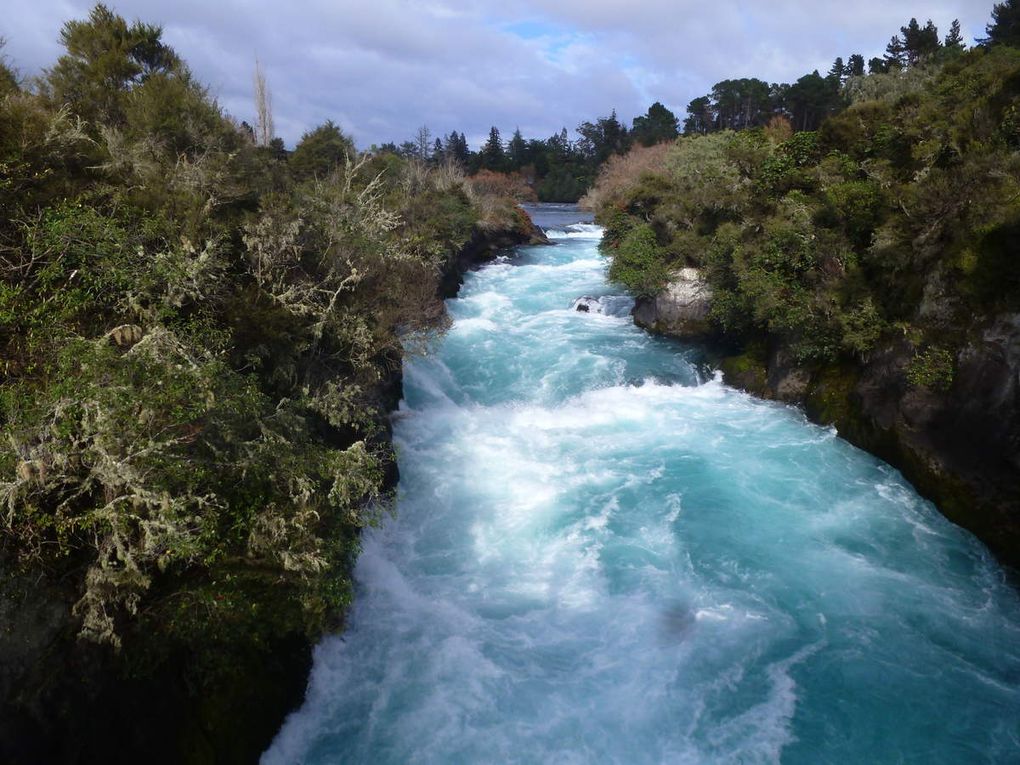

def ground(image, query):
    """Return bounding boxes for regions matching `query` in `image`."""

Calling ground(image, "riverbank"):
[0,207,545,765]
[264,207,1020,764]
[630,279,1020,572]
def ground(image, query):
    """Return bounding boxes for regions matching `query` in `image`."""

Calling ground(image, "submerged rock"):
[632,268,714,339]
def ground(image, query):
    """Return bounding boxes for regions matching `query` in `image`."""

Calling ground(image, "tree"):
[432,137,445,164]
[46,3,182,123]
[0,38,18,96]
[444,131,470,167]
[982,1,1020,47]
[708,78,772,130]
[786,70,842,131]
[893,18,941,66]
[916,20,942,61]
[683,96,714,135]
[847,54,866,78]
[828,57,846,83]
[577,110,630,164]
[479,126,505,171]
[507,127,528,169]
[631,101,679,146]
[414,124,432,161]
[945,19,965,50]
[289,120,355,180]
[885,34,907,69]
[253,58,274,147]
[868,56,890,74]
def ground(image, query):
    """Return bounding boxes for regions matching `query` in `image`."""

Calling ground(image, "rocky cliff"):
[631,268,714,340]
[639,275,1020,571]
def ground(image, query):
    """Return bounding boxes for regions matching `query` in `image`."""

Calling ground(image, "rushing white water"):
[265,205,1020,764]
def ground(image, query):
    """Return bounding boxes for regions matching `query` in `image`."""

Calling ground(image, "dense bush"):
[589,42,1020,367]
[0,4,521,684]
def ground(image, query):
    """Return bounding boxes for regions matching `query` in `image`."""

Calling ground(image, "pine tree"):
[884,35,906,69]
[919,20,942,59]
[683,95,714,135]
[47,3,181,123]
[444,131,470,167]
[898,18,941,66]
[480,126,505,171]
[945,19,965,49]
[632,101,679,146]
[982,1,1020,47]
[507,127,527,170]
[828,57,846,83]
[847,54,866,77]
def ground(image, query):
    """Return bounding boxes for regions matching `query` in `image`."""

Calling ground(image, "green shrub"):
[906,347,955,391]
[607,223,671,297]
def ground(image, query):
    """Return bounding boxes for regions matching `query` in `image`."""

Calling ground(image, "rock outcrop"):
[635,278,1020,571]
[632,269,714,339]
[439,208,549,298]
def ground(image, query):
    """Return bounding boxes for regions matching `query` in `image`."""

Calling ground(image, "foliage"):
[467,169,537,202]
[578,142,672,212]
[631,102,679,146]
[588,23,1020,368]
[982,0,1020,47]
[906,347,955,390]
[0,4,532,691]
[289,120,355,180]
[606,223,671,297]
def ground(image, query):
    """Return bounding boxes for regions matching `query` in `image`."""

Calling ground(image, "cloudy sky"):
[2,1,995,149]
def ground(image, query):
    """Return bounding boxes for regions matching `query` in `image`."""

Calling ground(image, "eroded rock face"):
[632,269,714,339]
[707,317,1020,569]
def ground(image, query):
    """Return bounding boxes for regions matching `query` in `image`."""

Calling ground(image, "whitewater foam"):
[264,208,1020,765]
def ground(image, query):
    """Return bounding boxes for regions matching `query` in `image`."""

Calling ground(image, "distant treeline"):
[381,15,977,202]
[372,104,677,203]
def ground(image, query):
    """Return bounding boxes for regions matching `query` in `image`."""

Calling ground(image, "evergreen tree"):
[785,70,842,131]
[868,56,890,74]
[683,95,714,135]
[432,137,445,164]
[828,57,846,83]
[918,20,942,60]
[945,19,965,50]
[896,18,941,65]
[46,3,181,123]
[577,110,630,164]
[480,126,506,171]
[631,101,679,146]
[444,131,470,167]
[847,54,866,77]
[884,34,907,69]
[0,39,18,97]
[507,127,528,170]
[289,120,354,180]
[982,1,1020,47]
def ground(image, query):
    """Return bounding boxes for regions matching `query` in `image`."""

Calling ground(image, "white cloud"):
[0,0,996,148]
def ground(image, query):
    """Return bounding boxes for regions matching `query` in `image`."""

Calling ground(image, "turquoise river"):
[265,204,1020,764]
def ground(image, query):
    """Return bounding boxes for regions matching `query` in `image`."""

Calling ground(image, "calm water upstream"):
[265,204,1020,764]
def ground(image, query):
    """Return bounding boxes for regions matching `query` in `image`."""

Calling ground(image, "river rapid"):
[265,204,1020,764]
